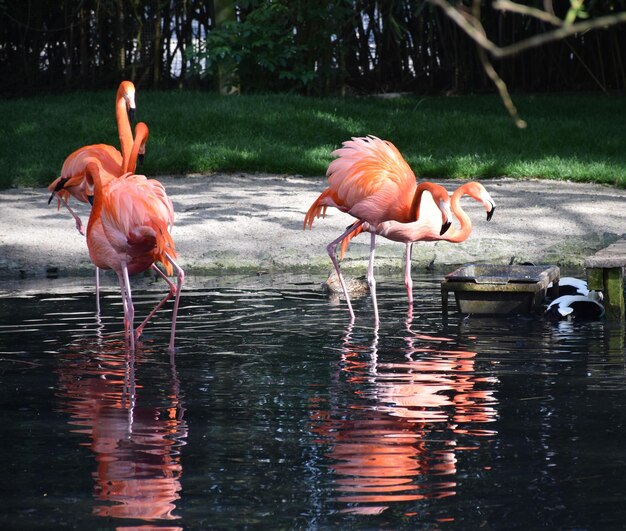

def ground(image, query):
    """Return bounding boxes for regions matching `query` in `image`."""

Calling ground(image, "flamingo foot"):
[75,217,85,236]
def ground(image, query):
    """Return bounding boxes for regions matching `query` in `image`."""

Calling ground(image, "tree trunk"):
[153,2,163,86]
[116,0,126,74]
[214,0,239,94]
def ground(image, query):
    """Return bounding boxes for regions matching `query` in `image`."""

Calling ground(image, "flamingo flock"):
[49,83,500,347]
[49,81,184,352]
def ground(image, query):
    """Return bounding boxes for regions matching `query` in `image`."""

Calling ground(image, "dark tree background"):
[1,0,625,97]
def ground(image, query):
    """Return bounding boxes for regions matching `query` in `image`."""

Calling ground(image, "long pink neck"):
[410,182,439,221]
[122,125,147,173]
[85,162,103,239]
[116,89,133,165]
[410,187,426,221]
[442,189,472,243]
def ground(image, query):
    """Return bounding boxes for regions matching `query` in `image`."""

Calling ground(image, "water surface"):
[1,272,625,529]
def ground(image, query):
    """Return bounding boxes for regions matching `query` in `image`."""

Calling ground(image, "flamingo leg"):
[165,253,185,352]
[367,228,379,325]
[166,252,185,352]
[58,195,85,235]
[116,275,129,334]
[327,221,364,322]
[135,253,185,352]
[117,262,135,351]
[405,242,414,305]
[135,264,173,339]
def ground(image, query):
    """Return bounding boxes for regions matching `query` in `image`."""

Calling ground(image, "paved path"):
[1,173,625,279]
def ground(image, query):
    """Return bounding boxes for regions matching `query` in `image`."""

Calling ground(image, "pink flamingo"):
[304,136,451,322]
[69,157,184,352]
[50,116,150,310]
[48,80,139,234]
[341,181,496,304]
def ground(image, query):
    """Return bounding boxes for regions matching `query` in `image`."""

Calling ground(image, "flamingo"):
[48,80,138,235]
[340,181,496,304]
[304,135,451,322]
[49,113,150,310]
[68,158,184,352]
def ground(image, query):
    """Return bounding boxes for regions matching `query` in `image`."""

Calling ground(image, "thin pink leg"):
[166,253,185,352]
[116,274,129,335]
[117,263,135,351]
[405,242,414,305]
[366,229,379,325]
[135,264,173,338]
[327,221,364,322]
[135,253,185,352]
[58,196,85,235]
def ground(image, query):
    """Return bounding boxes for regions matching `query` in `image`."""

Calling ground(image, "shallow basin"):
[441,264,560,315]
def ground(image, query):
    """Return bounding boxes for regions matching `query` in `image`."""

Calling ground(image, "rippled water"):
[1,271,626,529]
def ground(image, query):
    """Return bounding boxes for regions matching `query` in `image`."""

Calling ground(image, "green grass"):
[1,91,625,189]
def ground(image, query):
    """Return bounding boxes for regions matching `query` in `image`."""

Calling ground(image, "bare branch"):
[496,12,626,57]
[428,0,626,59]
[477,46,527,129]
[493,0,563,27]
[471,0,527,129]
[429,0,497,53]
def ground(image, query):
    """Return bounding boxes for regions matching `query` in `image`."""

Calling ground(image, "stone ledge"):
[585,238,626,268]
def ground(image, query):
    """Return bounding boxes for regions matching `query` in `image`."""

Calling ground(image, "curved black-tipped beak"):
[128,107,136,124]
[440,220,452,235]
[137,153,145,166]
[48,177,69,204]
[486,205,495,221]
[87,195,94,206]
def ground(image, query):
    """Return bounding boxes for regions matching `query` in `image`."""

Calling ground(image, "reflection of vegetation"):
[3,92,626,189]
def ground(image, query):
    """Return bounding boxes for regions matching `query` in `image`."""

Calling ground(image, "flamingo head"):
[482,188,496,221]
[118,80,136,123]
[421,183,453,236]
[83,160,104,194]
[47,177,70,204]
[462,182,496,221]
[439,198,452,235]
[135,122,149,165]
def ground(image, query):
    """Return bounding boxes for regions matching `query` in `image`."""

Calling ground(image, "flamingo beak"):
[48,177,69,204]
[88,195,94,206]
[439,199,452,235]
[486,204,495,221]
[125,90,137,124]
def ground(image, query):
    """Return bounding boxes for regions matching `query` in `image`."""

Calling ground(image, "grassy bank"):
[1,91,624,189]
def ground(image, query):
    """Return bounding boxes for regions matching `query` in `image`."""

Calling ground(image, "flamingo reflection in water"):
[55,334,187,524]
[309,315,498,516]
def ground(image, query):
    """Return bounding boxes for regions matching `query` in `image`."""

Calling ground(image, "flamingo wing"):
[304,136,418,228]
[328,136,417,221]
[101,174,176,275]
[49,144,123,204]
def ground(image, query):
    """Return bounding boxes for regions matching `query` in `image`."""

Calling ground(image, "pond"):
[1,271,626,529]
